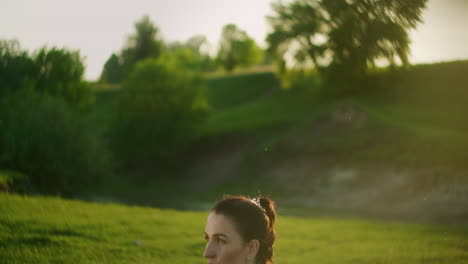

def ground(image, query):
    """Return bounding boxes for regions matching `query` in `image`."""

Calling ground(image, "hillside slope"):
[87,61,468,223]
[178,61,468,223]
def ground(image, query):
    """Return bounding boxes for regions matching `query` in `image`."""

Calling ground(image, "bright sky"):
[1,0,467,80]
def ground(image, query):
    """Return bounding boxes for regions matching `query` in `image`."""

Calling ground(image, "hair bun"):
[259,197,276,227]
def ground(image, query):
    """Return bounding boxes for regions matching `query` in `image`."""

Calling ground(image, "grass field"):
[1,193,467,263]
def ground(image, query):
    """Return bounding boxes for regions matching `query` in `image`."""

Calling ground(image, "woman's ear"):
[247,239,260,260]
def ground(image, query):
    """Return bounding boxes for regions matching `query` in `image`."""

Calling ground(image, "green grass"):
[198,88,319,136]
[342,61,468,166]
[205,72,279,111]
[1,193,468,263]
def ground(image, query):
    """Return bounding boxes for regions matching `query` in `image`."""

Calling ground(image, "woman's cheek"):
[218,244,245,264]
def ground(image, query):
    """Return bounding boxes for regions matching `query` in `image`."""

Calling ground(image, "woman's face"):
[203,212,251,264]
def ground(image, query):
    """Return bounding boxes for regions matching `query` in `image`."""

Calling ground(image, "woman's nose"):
[203,240,216,259]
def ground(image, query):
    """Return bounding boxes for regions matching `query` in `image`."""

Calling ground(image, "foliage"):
[217,24,263,72]
[267,0,428,90]
[0,170,31,193]
[85,88,121,137]
[110,57,209,165]
[0,91,114,196]
[167,35,215,72]
[34,46,94,111]
[100,53,124,84]
[0,40,93,111]
[120,15,165,78]
[2,193,468,264]
[0,40,36,97]
[185,35,209,54]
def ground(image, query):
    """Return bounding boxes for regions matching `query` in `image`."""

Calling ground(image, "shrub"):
[0,170,32,194]
[0,91,114,196]
[110,57,209,166]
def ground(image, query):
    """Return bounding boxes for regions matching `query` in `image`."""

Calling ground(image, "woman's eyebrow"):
[212,233,228,239]
[204,232,229,239]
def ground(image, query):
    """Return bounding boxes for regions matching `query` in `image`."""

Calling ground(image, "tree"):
[167,35,214,72]
[0,40,93,111]
[185,35,209,55]
[0,39,36,97]
[34,47,93,111]
[120,15,164,77]
[110,57,209,166]
[217,24,263,72]
[267,0,428,89]
[100,53,124,84]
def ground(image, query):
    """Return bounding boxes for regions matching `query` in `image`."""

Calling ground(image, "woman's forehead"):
[205,212,238,236]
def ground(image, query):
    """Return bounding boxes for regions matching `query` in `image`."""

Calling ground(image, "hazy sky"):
[2,0,467,80]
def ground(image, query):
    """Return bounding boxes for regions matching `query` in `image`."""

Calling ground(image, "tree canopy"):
[0,40,93,111]
[100,53,123,84]
[167,35,214,72]
[120,15,164,79]
[110,57,209,165]
[217,24,263,72]
[267,0,428,87]
[34,47,93,110]
[0,40,36,97]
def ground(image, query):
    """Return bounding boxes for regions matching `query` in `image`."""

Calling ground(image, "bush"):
[0,170,32,194]
[0,91,114,196]
[110,57,209,166]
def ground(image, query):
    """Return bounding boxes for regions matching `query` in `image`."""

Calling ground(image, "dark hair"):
[211,195,276,264]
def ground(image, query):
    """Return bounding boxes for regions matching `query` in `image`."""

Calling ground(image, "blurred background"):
[1,0,468,262]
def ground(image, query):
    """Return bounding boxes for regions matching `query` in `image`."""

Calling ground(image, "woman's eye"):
[217,238,226,245]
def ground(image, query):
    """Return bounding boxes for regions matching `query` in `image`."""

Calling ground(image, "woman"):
[203,195,277,264]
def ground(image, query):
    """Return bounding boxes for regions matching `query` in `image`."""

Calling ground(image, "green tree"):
[121,15,164,77]
[185,35,209,55]
[110,57,209,166]
[267,0,428,90]
[34,47,93,111]
[0,40,36,97]
[217,24,263,72]
[100,53,124,84]
[167,35,214,72]
[0,40,93,111]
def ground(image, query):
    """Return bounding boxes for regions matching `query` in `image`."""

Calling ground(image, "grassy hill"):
[88,61,468,163]
[82,61,468,222]
[1,193,467,263]
[196,60,468,167]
